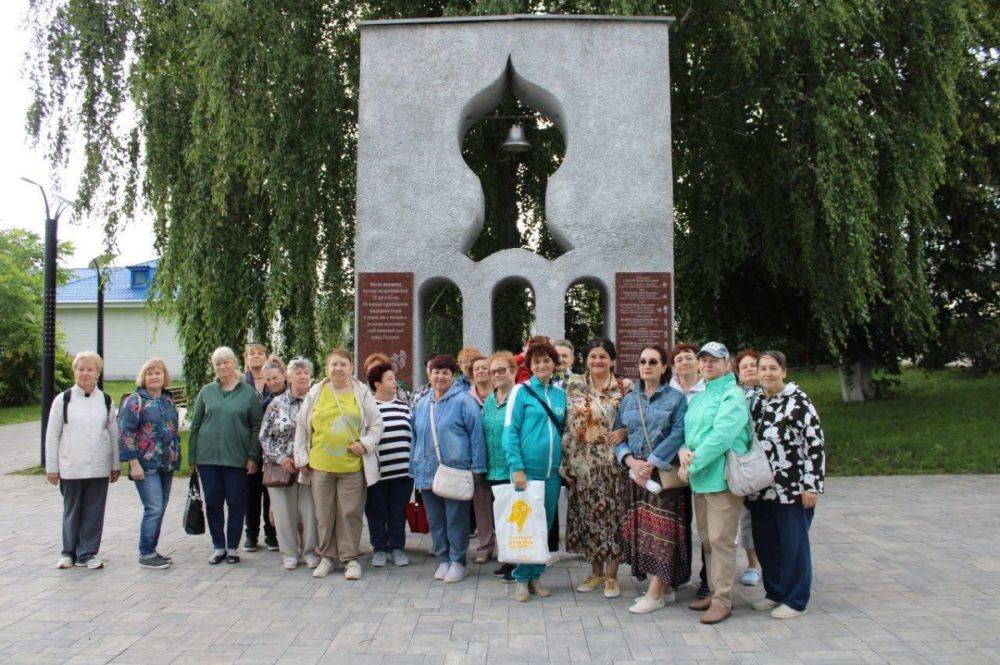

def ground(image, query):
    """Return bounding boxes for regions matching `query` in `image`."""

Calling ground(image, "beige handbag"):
[637,396,689,490]
[429,401,474,501]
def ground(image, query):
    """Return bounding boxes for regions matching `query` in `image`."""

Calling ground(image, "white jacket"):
[293,378,384,486]
[44,385,120,479]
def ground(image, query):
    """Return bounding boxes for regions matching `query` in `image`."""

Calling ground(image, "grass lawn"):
[0,380,137,426]
[6,370,1000,476]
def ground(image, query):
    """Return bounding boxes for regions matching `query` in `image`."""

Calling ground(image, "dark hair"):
[584,337,617,361]
[524,340,560,367]
[428,354,460,374]
[669,342,700,364]
[733,348,760,369]
[759,350,788,370]
[641,344,669,366]
[366,362,394,391]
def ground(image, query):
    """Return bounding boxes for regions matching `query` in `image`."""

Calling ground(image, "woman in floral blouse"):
[561,338,632,599]
[746,350,826,620]
[260,357,320,570]
[119,358,181,569]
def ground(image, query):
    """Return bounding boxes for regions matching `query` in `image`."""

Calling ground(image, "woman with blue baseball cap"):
[677,341,751,625]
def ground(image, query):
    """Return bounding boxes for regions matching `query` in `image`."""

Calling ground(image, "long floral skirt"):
[618,473,692,586]
[565,464,628,562]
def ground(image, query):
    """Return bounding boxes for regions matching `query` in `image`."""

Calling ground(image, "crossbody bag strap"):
[521,384,563,433]
[635,393,654,459]
[429,400,443,464]
[328,385,360,442]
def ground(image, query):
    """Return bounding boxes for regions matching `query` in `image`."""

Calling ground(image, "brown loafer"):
[688,596,713,611]
[700,600,732,624]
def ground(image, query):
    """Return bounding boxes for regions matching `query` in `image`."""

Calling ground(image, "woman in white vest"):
[45,351,120,569]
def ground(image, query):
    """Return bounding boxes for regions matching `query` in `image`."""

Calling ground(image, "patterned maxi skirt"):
[564,464,628,562]
[617,470,692,586]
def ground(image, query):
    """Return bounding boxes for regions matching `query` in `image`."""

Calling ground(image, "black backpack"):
[62,390,112,424]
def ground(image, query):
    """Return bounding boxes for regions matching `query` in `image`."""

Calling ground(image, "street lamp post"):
[88,258,105,390]
[21,177,68,468]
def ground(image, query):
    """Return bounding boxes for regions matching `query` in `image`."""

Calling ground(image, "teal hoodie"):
[501,376,566,481]
[683,372,750,493]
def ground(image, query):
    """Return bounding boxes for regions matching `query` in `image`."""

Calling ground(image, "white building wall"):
[56,305,185,381]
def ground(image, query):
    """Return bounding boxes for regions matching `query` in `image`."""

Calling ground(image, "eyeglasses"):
[489,368,509,375]
[638,358,660,366]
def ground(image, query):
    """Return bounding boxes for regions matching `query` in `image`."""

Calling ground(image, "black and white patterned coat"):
[748,383,825,504]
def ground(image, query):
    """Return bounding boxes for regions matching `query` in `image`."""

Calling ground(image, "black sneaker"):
[502,569,515,583]
[493,563,514,578]
[696,579,711,599]
[226,554,241,564]
[243,539,259,552]
[264,538,279,552]
[139,555,171,570]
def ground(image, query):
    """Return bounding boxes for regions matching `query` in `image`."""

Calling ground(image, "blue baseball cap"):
[697,342,730,359]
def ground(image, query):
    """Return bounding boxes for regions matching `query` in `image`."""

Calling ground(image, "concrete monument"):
[355,14,675,383]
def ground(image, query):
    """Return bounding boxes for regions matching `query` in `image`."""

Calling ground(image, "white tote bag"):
[493,481,549,565]
[429,401,474,501]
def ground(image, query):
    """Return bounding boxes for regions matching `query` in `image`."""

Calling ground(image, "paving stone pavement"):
[0,472,998,664]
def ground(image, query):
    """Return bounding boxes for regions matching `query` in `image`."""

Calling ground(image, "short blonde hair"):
[488,351,517,373]
[457,346,482,366]
[136,358,170,389]
[72,351,103,374]
[364,352,391,370]
[211,346,240,368]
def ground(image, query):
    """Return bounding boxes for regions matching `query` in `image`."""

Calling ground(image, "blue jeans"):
[514,475,561,583]
[134,470,174,557]
[198,465,248,551]
[422,490,470,565]
[747,499,815,611]
[365,476,414,552]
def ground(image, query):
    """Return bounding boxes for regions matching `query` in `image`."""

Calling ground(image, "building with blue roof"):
[56,259,184,380]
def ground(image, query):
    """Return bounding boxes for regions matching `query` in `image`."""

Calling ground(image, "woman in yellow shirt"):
[294,349,384,580]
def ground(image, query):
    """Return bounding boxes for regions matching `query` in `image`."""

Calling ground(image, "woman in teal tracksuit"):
[501,339,567,602]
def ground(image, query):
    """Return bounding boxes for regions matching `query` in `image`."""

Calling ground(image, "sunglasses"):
[639,358,660,366]
[489,368,509,375]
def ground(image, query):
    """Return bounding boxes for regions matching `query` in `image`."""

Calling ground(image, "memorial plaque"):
[357,272,414,388]
[615,272,672,379]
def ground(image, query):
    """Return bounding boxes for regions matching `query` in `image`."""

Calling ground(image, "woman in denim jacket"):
[410,354,487,584]
[118,358,181,569]
[612,344,689,614]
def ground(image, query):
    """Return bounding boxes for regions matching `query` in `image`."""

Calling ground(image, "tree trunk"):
[839,360,875,403]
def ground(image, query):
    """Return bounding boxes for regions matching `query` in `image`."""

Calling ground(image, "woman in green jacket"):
[677,342,750,625]
[501,340,567,602]
[189,346,263,565]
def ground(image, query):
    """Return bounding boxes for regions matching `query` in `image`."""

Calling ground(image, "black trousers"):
[245,470,276,543]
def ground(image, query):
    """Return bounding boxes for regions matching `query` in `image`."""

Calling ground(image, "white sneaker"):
[282,556,298,570]
[312,558,334,578]
[753,598,780,611]
[771,604,806,619]
[56,556,74,569]
[304,554,321,569]
[391,549,410,566]
[629,594,666,614]
[443,562,466,583]
[344,560,362,580]
[371,551,388,567]
[434,562,450,580]
[85,558,104,570]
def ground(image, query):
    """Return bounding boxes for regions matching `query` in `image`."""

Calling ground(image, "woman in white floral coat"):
[746,350,825,620]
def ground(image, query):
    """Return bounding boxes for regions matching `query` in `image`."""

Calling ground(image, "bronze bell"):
[500,123,531,153]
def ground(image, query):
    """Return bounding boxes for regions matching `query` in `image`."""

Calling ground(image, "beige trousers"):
[267,482,318,560]
[694,490,744,608]
[310,470,366,562]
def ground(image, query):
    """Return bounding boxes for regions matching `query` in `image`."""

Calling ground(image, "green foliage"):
[0,229,74,406]
[26,0,994,386]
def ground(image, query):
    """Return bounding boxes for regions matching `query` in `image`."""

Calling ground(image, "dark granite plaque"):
[357,272,414,388]
[615,272,672,379]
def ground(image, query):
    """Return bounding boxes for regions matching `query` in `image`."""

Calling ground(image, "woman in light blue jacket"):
[410,354,486,584]
[501,339,567,602]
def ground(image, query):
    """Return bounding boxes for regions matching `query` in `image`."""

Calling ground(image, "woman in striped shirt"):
[365,362,414,567]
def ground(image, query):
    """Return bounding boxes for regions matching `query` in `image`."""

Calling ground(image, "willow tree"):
[29,0,981,400]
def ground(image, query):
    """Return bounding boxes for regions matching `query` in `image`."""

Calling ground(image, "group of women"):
[44,334,825,624]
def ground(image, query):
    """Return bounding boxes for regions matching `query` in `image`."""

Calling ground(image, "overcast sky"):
[0,0,155,269]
